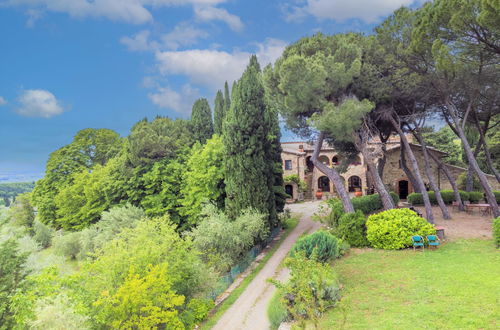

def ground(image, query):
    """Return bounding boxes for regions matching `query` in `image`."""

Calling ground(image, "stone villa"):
[281,135,499,201]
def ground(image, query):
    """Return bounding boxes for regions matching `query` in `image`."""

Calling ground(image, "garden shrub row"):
[351,192,400,215]
[407,190,496,205]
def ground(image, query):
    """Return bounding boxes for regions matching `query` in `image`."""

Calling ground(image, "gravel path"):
[212,200,323,330]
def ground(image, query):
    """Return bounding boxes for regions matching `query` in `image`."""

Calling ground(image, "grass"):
[267,288,288,329]
[200,216,300,330]
[314,239,499,329]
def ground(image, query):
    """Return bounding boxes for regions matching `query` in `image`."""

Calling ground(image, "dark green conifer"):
[224,81,231,116]
[190,98,213,144]
[213,90,225,135]
[223,56,277,226]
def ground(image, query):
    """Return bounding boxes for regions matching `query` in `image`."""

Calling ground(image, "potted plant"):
[316,188,323,200]
[354,187,362,197]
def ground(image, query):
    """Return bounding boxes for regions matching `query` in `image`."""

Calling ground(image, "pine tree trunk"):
[401,143,421,193]
[377,142,387,180]
[355,133,395,210]
[445,101,500,218]
[390,116,434,223]
[428,151,465,211]
[466,139,483,192]
[312,132,355,213]
[474,116,500,183]
[413,129,451,219]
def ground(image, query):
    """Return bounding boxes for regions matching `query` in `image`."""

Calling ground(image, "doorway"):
[398,180,409,199]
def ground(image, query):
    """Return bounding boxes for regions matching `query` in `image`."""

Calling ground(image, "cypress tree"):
[191,98,213,144]
[223,55,277,226]
[213,90,225,135]
[266,107,286,214]
[224,81,231,116]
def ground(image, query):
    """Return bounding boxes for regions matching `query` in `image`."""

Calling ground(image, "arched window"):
[348,176,362,192]
[318,176,330,192]
[318,155,330,166]
[332,156,339,165]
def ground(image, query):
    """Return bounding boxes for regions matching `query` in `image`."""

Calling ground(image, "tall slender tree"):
[224,81,231,115]
[223,56,277,226]
[191,98,213,144]
[213,90,225,135]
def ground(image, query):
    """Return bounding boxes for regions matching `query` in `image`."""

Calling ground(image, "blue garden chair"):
[412,235,424,251]
[427,235,440,249]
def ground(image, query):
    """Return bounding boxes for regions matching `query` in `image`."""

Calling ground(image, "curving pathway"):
[212,200,323,330]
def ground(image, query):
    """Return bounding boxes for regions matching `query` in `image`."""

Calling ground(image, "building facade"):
[281,136,499,201]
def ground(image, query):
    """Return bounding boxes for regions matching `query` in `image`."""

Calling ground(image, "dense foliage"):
[336,211,369,247]
[270,253,341,327]
[351,193,399,215]
[223,56,278,226]
[290,230,340,262]
[190,98,213,144]
[366,209,436,250]
[189,204,268,273]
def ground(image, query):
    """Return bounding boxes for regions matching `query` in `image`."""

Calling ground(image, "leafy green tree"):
[189,204,268,273]
[8,192,35,229]
[127,117,193,168]
[54,156,125,230]
[93,263,185,329]
[139,157,186,226]
[73,128,122,167]
[32,129,123,225]
[223,56,277,226]
[80,216,213,304]
[191,98,214,144]
[213,90,225,135]
[409,0,500,216]
[180,135,225,225]
[423,126,464,166]
[266,33,381,213]
[0,239,29,328]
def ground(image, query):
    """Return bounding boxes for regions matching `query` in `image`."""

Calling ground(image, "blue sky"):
[0,0,425,182]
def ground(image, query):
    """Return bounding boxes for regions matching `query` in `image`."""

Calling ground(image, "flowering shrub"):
[366,209,436,250]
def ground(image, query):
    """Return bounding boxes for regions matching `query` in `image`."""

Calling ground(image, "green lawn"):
[316,239,499,329]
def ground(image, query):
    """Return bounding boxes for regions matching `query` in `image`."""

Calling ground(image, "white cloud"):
[286,0,419,23]
[155,38,287,90]
[16,89,65,118]
[161,22,209,50]
[0,96,7,106]
[194,5,243,31]
[148,84,199,113]
[120,30,158,51]
[5,0,229,25]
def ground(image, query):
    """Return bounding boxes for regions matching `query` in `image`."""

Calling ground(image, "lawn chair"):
[427,235,440,249]
[411,235,424,251]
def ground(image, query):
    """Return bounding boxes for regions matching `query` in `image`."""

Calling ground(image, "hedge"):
[337,210,369,247]
[351,192,400,215]
[407,190,490,205]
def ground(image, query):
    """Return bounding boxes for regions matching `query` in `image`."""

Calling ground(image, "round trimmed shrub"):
[290,230,340,262]
[407,193,423,205]
[337,211,369,247]
[366,208,436,250]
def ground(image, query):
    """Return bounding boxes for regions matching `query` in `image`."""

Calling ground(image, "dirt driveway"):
[413,205,494,240]
[212,200,323,330]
